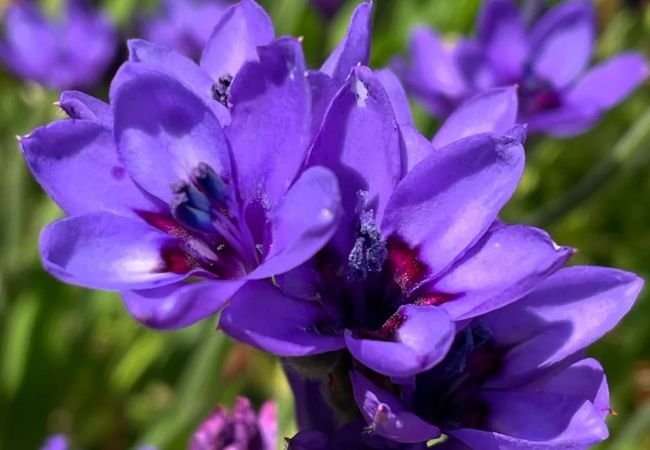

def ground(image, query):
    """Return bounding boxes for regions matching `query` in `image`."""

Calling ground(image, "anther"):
[171,198,215,234]
[192,162,229,207]
[211,74,233,107]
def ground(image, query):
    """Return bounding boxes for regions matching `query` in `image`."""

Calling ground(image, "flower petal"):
[477,0,527,81]
[200,0,274,81]
[39,212,189,291]
[529,0,595,88]
[451,389,608,448]
[247,167,342,279]
[321,2,372,85]
[111,64,230,204]
[483,266,643,383]
[351,371,441,443]
[567,52,649,110]
[226,37,311,205]
[524,102,597,137]
[401,123,434,172]
[432,87,518,149]
[376,68,413,125]
[127,39,230,126]
[219,281,345,357]
[20,120,160,217]
[345,305,455,377]
[59,90,112,125]
[122,279,245,329]
[435,225,573,321]
[309,65,403,253]
[382,130,525,280]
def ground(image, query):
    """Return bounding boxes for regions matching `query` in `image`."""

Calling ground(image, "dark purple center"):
[518,73,562,116]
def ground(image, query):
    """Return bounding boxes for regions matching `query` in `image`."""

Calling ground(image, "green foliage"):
[0,0,649,448]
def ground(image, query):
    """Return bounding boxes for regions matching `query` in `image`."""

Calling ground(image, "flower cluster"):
[396,0,648,136]
[18,0,645,448]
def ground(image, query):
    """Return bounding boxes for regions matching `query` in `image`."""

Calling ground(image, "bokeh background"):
[0,0,649,448]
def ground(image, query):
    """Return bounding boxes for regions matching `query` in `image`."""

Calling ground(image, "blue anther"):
[172,199,216,234]
[192,163,229,206]
[172,181,211,212]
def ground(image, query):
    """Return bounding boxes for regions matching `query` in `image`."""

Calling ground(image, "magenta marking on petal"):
[160,244,193,274]
[414,293,456,307]
[111,166,126,180]
[358,310,407,342]
[386,236,428,291]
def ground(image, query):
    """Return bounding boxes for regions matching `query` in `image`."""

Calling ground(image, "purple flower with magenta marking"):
[396,0,648,136]
[140,0,228,59]
[190,397,276,450]
[20,2,344,330]
[220,77,573,380]
[350,266,643,448]
[0,0,117,89]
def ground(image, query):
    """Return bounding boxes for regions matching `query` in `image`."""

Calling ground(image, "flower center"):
[518,73,562,115]
[211,73,233,107]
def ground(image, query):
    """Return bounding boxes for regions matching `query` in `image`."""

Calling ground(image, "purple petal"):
[568,52,649,110]
[40,435,69,450]
[200,0,274,81]
[376,68,413,125]
[350,371,441,443]
[321,2,372,85]
[122,279,245,329]
[58,90,112,125]
[529,0,595,88]
[432,87,518,149]
[435,225,572,320]
[226,37,311,205]
[401,124,434,172]
[477,0,527,81]
[306,70,338,138]
[40,212,189,291]
[526,358,610,419]
[382,131,525,281]
[309,66,403,251]
[127,39,230,125]
[524,102,597,137]
[111,64,230,204]
[285,366,336,433]
[451,389,608,448]
[20,120,159,217]
[219,281,345,356]
[247,167,342,279]
[399,27,466,103]
[345,305,455,377]
[483,266,643,383]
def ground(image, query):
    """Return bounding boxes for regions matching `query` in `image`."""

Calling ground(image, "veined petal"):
[567,53,649,110]
[21,120,159,217]
[350,371,441,443]
[112,64,230,204]
[321,2,372,85]
[477,0,527,81]
[226,38,311,205]
[382,131,525,281]
[247,167,342,280]
[483,266,643,383]
[345,305,455,377]
[122,279,245,329]
[432,87,518,149]
[436,225,572,321]
[39,212,190,291]
[219,281,345,357]
[200,0,274,81]
[530,0,595,88]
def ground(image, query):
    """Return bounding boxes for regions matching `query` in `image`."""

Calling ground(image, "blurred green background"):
[0,0,649,448]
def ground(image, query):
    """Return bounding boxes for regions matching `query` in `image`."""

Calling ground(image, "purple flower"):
[0,0,117,89]
[140,0,228,59]
[220,73,576,379]
[20,2,346,329]
[40,435,68,450]
[288,423,427,449]
[190,397,276,450]
[350,266,643,447]
[396,0,648,136]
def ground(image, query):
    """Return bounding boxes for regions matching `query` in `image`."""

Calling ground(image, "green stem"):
[528,108,650,227]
